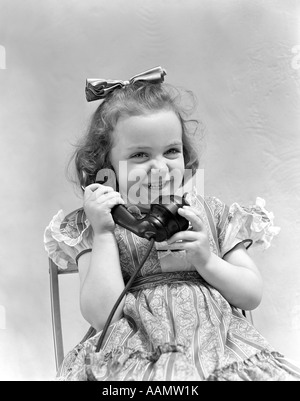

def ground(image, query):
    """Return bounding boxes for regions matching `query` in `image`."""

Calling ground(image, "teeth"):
[147,180,171,189]
[148,184,165,189]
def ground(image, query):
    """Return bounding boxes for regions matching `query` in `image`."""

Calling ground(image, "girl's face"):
[110,110,185,205]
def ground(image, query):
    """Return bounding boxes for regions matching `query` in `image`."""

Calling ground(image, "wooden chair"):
[49,258,96,371]
[49,258,78,371]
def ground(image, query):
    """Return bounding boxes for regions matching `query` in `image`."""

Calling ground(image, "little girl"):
[44,67,300,381]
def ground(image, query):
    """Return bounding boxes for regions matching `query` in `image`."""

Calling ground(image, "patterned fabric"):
[44,193,300,381]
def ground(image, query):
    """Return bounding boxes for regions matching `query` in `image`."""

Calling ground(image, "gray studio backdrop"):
[0,0,300,380]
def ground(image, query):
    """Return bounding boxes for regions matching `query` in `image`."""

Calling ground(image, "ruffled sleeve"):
[220,197,281,257]
[44,208,93,271]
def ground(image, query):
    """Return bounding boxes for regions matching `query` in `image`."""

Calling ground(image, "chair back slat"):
[49,258,64,371]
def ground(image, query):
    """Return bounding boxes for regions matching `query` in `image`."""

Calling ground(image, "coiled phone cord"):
[95,237,155,353]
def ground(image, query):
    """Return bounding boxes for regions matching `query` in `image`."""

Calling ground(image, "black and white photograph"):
[0,0,300,382]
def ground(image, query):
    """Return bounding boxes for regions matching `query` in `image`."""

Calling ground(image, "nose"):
[149,157,169,180]
[150,156,168,171]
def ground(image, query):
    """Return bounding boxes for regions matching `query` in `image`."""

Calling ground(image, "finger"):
[85,183,115,192]
[105,195,126,210]
[181,205,204,218]
[167,241,196,251]
[167,230,200,244]
[167,242,185,251]
[84,183,114,199]
[84,183,101,192]
[87,190,123,207]
[177,207,204,232]
[100,192,125,207]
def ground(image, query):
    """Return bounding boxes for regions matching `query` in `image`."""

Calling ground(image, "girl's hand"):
[167,205,212,271]
[83,183,125,235]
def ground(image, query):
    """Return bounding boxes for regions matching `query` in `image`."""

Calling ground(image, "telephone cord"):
[95,237,155,353]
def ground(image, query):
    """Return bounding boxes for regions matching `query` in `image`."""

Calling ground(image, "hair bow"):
[85,66,167,102]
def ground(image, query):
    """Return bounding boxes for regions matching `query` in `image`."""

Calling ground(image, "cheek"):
[169,158,185,189]
[170,156,185,174]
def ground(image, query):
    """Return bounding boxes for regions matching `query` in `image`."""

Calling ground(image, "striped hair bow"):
[85,66,167,102]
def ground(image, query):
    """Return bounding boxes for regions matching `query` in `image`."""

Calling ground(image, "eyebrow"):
[127,141,183,150]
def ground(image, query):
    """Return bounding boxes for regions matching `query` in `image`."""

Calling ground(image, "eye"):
[130,152,148,159]
[165,148,181,156]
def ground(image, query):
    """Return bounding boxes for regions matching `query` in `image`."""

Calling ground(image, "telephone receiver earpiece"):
[80,169,190,242]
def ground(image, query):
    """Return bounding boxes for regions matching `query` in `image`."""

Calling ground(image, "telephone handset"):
[81,169,190,242]
[112,194,189,242]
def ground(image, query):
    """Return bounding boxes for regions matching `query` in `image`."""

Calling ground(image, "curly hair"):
[69,82,202,190]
